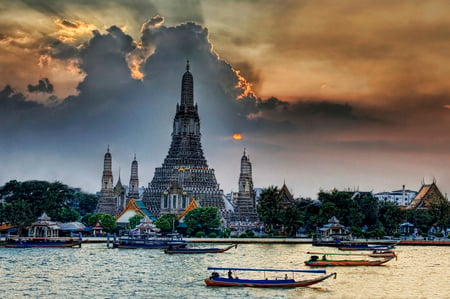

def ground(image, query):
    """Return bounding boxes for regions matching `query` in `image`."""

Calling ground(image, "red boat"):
[204,267,336,288]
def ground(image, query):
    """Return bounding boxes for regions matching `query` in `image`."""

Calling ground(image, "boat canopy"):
[207,267,326,274]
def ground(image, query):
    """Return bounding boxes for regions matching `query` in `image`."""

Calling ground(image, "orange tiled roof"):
[115,199,144,219]
[178,198,200,220]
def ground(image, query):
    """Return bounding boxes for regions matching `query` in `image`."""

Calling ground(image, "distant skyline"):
[1,1,449,199]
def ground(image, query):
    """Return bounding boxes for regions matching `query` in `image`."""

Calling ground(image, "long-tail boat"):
[305,252,396,266]
[112,233,188,249]
[164,244,237,254]
[338,244,395,251]
[205,267,337,288]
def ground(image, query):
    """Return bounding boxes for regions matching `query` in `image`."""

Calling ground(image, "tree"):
[0,180,98,228]
[88,213,117,232]
[155,213,179,233]
[378,201,405,235]
[428,197,450,233]
[1,199,34,235]
[257,186,283,231]
[58,207,81,222]
[184,207,220,236]
[128,214,144,229]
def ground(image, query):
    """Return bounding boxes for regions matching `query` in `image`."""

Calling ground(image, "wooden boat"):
[112,233,188,249]
[164,244,237,254]
[305,252,395,266]
[5,236,82,248]
[5,212,82,248]
[205,267,336,288]
[338,244,395,251]
[369,250,397,258]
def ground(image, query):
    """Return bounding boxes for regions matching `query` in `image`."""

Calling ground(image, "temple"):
[231,149,258,222]
[96,146,117,215]
[97,148,142,215]
[143,61,226,217]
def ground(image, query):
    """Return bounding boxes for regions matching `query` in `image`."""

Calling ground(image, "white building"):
[374,185,417,206]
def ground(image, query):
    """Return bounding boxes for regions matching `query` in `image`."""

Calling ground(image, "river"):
[0,243,449,298]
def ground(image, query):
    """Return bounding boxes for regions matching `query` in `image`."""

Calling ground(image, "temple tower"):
[143,61,225,216]
[232,149,258,222]
[127,155,140,202]
[96,146,117,215]
[114,172,126,212]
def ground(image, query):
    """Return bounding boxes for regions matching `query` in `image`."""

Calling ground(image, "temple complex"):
[143,62,226,217]
[96,148,141,215]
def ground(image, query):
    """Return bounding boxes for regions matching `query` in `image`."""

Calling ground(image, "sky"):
[1,0,449,199]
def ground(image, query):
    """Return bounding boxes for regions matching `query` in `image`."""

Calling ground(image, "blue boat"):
[112,233,188,249]
[205,267,336,288]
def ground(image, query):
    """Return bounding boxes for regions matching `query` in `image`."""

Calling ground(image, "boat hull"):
[305,256,394,267]
[205,272,336,288]
[164,244,236,254]
[5,238,82,248]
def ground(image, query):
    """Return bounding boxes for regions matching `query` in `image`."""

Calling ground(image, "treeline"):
[2,180,449,238]
[257,186,450,238]
[0,180,98,233]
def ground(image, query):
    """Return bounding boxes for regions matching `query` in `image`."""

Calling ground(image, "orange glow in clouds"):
[232,133,243,140]
[232,68,256,99]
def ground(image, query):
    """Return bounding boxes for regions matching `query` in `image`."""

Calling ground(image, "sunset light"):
[232,133,242,140]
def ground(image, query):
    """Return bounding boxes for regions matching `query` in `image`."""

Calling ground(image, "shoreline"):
[79,237,450,246]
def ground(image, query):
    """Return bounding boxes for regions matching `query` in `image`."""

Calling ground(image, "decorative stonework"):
[143,62,225,216]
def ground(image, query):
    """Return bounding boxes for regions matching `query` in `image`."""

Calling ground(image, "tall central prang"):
[143,61,225,216]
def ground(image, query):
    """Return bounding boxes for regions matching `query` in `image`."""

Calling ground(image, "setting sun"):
[232,133,242,140]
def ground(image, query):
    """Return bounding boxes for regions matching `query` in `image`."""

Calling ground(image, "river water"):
[0,243,449,298]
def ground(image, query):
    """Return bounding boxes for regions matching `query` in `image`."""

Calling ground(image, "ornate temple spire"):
[97,146,116,215]
[181,60,194,107]
[143,62,225,216]
[129,154,139,199]
[102,146,113,191]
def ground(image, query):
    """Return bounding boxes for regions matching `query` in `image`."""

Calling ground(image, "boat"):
[164,244,237,254]
[111,233,188,249]
[305,252,396,266]
[338,244,395,251]
[369,249,397,258]
[205,267,337,288]
[5,213,82,248]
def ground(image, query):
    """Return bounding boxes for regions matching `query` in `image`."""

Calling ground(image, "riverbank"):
[80,237,450,246]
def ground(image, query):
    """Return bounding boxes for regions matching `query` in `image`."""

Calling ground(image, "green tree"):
[128,214,144,229]
[257,186,283,231]
[58,207,81,222]
[428,197,450,232]
[88,213,117,232]
[1,199,34,235]
[378,201,405,235]
[155,213,179,233]
[184,207,220,236]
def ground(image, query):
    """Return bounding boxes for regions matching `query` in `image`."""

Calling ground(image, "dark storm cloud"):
[44,38,79,60]
[257,97,289,111]
[27,78,54,93]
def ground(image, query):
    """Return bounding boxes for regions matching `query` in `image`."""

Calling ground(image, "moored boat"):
[112,233,188,249]
[338,244,395,251]
[368,249,397,258]
[305,252,395,266]
[5,213,82,248]
[205,267,336,288]
[164,244,237,254]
